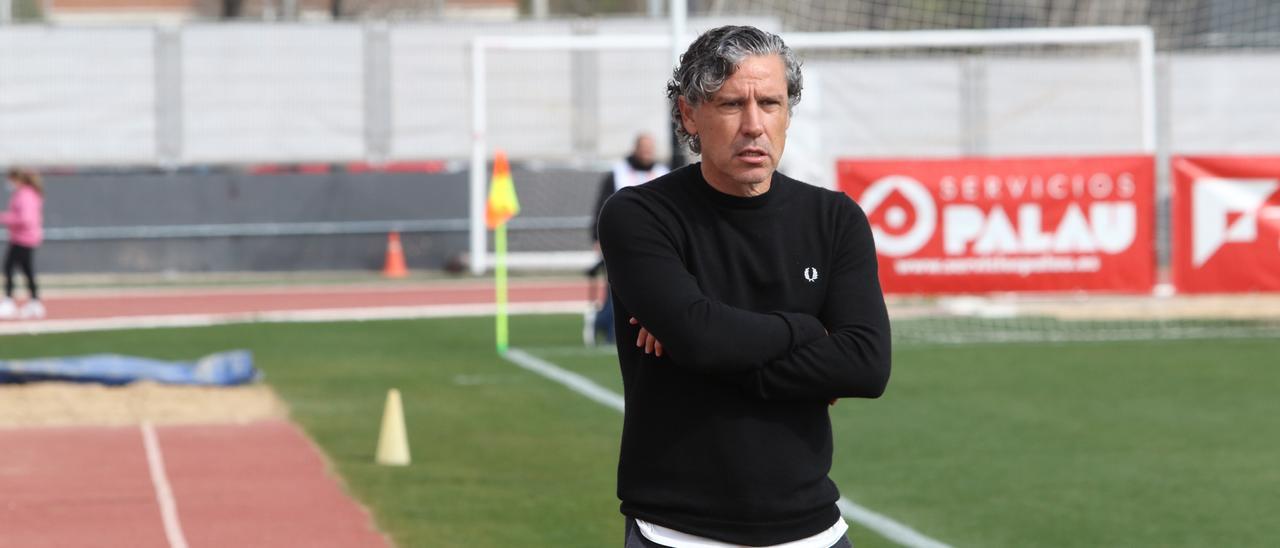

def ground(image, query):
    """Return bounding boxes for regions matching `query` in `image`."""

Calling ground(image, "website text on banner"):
[1172,156,1280,294]
[838,156,1155,295]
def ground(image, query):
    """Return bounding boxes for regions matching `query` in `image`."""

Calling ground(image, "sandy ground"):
[0,382,289,428]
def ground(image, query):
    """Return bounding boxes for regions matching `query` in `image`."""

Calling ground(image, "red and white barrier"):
[1172,156,1280,293]
[839,155,1156,294]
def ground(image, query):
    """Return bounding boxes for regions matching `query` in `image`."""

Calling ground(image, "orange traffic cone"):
[382,231,409,278]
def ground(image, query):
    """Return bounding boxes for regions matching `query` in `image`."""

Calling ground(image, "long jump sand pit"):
[0,381,289,428]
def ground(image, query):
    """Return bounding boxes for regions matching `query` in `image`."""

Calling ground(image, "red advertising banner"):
[1172,156,1280,293]
[838,156,1155,294]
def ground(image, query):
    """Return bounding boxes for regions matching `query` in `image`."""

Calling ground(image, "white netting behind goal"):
[700,0,1280,50]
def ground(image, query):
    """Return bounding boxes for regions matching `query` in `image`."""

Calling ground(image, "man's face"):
[634,135,656,166]
[679,54,790,195]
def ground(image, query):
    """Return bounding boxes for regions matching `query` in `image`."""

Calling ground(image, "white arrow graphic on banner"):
[1193,178,1279,267]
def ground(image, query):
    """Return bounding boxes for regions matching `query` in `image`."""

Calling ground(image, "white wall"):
[181,24,366,163]
[0,22,1277,174]
[390,21,575,161]
[1168,53,1280,153]
[0,27,156,165]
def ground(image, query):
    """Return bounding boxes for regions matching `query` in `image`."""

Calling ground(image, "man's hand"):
[629,317,664,357]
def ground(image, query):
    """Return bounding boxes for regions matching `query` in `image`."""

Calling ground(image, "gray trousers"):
[624,517,853,548]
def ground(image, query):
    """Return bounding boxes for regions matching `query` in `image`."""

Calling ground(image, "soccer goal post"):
[466,25,1156,276]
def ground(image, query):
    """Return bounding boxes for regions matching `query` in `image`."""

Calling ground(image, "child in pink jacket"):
[1,168,45,319]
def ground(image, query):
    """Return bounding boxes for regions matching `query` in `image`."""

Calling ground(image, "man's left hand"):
[629,317,664,357]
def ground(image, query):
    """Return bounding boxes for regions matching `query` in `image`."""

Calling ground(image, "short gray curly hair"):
[667,25,803,154]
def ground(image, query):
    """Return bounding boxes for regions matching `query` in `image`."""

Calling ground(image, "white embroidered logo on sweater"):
[804,267,819,282]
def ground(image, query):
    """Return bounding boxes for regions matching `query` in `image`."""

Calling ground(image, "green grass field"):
[3,315,1277,547]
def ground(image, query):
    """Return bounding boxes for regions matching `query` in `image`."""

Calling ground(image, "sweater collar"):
[692,162,785,210]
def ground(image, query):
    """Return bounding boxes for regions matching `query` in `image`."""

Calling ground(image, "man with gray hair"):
[597,25,892,547]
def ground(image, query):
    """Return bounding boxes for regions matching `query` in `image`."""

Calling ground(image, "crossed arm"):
[597,191,891,401]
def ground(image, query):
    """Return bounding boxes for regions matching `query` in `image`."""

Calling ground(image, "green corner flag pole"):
[495,222,510,354]
[488,149,518,355]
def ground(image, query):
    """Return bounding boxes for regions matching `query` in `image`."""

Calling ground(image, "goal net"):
[469,23,1153,263]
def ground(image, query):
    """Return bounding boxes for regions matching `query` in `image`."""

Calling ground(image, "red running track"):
[0,426,169,548]
[30,280,592,321]
[0,278,593,546]
[0,420,388,548]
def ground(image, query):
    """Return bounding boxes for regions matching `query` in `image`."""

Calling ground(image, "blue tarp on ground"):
[0,351,258,386]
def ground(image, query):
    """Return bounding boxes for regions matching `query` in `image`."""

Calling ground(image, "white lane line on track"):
[48,280,589,298]
[501,348,952,548]
[0,301,588,335]
[141,422,189,548]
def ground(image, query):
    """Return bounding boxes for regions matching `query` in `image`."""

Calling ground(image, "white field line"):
[504,348,624,412]
[140,422,190,548]
[837,499,951,548]
[501,348,952,548]
[0,301,587,335]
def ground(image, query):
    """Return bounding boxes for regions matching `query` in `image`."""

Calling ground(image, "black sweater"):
[597,164,892,545]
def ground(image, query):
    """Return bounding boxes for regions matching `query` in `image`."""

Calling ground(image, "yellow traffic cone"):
[375,388,411,466]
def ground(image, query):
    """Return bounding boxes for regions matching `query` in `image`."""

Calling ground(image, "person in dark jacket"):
[587,132,668,345]
[598,25,891,548]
